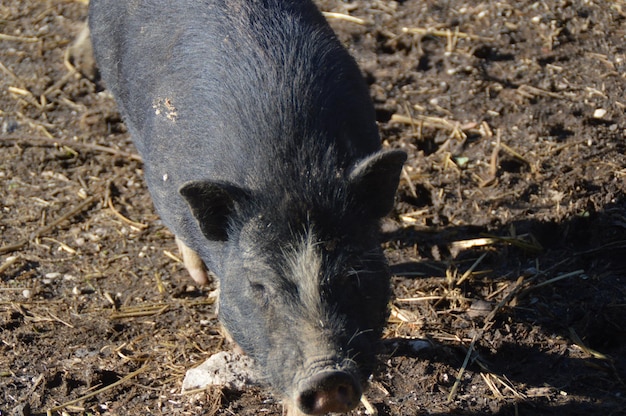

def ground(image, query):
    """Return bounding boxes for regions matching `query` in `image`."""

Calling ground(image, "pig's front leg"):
[176,237,209,285]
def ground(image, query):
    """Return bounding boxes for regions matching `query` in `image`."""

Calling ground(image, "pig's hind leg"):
[176,237,210,285]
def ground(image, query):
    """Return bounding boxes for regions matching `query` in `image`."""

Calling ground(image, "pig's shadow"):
[377,197,626,415]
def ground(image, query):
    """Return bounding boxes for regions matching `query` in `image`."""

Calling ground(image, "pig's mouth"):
[290,361,363,415]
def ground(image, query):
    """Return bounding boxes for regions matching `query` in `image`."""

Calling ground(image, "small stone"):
[593,108,607,119]
[468,299,493,318]
[182,351,258,392]
[2,119,19,134]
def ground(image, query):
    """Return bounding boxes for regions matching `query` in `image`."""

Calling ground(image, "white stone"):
[182,351,258,392]
[593,108,607,119]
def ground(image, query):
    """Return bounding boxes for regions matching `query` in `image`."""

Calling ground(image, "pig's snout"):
[296,370,362,414]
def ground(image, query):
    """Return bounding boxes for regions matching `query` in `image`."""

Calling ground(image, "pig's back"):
[89,0,381,268]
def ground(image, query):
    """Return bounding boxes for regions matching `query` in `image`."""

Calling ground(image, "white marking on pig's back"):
[152,97,178,122]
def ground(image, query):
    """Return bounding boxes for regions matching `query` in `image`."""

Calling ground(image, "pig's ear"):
[348,150,407,219]
[179,181,248,241]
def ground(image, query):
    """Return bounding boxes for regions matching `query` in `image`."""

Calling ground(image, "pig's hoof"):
[187,266,210,286]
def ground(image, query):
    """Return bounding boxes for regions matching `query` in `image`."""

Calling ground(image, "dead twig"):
[480,128,499,187]
[396,295,444,302]
[478,233,543,252]
[480,372,526,399]
[322,11,368,25]
[42,68,78,98]
[402,26,494,42]
[0,61,27,89]
[106,185,149,230]
[568,327,611,360]
[40,237,77,254]
[8,86,43,110]
[575,240,626,255]
[391,114,467,141]
[109,303,170,319]
[447,275,527,402]
[0,256,20,275]
[12,114,54,138]
[401,166,418,199]
[447,335,477,403]
[46,365,150,415]
[518,269,585,297]
[0,33,39,42]
[516,84,564,100]
[360,394,378,415]
[1,134,143,162]
[480,372,504,399]
[455,252,488,286]
[499,142,533,172]
[483,276,526,329]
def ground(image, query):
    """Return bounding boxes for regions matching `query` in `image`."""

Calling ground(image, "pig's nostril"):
[298,389,320,414]
[297,371,361,414]
[337,384,350,401]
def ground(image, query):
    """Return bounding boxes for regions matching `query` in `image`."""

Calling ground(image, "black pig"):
[88,0,406,414]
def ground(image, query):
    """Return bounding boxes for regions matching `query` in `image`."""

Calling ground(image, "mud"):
[1,1,625,415]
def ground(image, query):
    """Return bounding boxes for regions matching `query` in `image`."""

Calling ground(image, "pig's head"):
[180,149,406,415]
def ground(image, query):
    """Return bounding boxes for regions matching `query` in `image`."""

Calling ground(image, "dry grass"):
[1,0,624,414]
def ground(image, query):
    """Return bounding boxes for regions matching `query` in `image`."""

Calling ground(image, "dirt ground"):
[1,0,625,415]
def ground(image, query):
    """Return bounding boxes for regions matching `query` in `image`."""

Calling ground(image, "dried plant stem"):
[106,193,148,229]
[402,26,494,42]
[1,134,143,162]
[455,252,488,286]
[0,256,20,274]
[46,365,150,414]
[0,33,39,42]
[0,195,97,255]
[447,335,477,403]
[322,11,367,25]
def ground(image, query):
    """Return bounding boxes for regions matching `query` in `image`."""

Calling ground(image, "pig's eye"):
[251,282,266,294]
[250,282,269,306]
[343,270,362,289]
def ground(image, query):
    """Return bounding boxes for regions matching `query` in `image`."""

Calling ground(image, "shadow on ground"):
[381,196,626,415]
